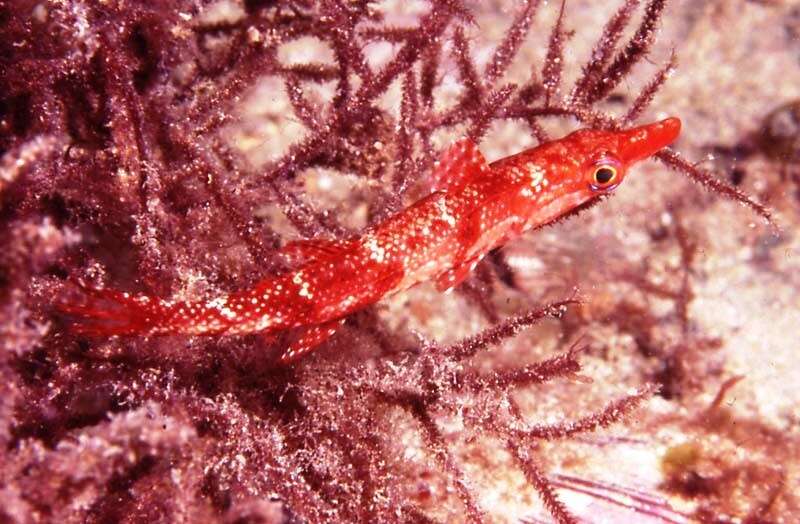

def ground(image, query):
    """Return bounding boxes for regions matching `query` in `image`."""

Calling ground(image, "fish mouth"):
[618,117,682,164]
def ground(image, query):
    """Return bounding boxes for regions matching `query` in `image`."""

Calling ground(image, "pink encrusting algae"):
[60,119,681,362]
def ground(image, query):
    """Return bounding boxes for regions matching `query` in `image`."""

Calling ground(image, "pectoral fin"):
[435,256,481,293]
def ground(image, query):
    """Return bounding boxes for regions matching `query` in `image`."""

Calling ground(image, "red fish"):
[60,118,681,362]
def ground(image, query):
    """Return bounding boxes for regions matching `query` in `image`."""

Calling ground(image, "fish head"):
[505,117,682,229]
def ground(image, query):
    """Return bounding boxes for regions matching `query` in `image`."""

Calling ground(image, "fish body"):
[61,118,681,362]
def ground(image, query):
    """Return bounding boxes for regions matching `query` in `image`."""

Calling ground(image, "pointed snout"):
[618,117,682,164]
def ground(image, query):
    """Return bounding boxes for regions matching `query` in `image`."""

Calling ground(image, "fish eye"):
[594,166,617,185]
[590,163,620,191]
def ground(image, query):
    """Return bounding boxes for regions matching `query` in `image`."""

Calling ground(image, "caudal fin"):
[57,285,164,337]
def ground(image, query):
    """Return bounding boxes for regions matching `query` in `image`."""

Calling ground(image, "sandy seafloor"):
[233,0,800,521]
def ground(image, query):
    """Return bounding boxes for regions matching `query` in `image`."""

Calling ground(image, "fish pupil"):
[595,167,615,184]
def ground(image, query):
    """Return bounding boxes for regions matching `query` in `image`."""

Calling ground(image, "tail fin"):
[56,284,166,337]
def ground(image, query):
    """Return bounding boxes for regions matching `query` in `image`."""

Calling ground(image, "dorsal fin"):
[280,238,355,264]
[430,138,490,193]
